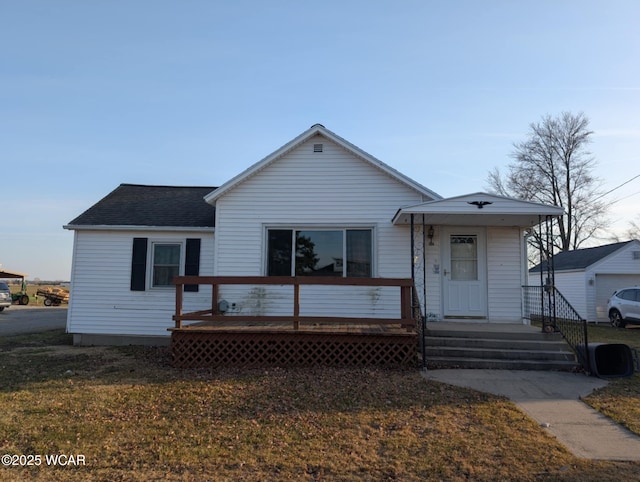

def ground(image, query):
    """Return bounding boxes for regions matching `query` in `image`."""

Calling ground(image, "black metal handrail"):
[522,285,590,373]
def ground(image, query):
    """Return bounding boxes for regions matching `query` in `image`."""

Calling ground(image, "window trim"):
[264,225,375,277]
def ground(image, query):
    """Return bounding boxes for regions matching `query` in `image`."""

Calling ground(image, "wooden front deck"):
[170,276,419,369]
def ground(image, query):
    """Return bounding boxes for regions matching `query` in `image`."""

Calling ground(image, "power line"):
[593,173,640,202]
[609,189,640,205]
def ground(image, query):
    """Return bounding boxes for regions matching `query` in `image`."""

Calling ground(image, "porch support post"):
[538,215,544,330]
[548,215,557,327]
[293,281,300,330]
[175,281,183,329]
[410,214,415,283]
[212,283,219,315]
[422,214,427,370]
[422,214,427,318]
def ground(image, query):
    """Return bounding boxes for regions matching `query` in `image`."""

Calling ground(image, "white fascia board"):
[63,224,214,233]
[204,124,442,205]
[396,193,565,216]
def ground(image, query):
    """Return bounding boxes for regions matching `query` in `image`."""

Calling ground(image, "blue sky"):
[1,1,639,280]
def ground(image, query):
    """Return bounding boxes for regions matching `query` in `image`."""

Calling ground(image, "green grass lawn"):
[1,330,639,481]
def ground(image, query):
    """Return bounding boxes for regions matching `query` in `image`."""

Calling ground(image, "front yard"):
[1,329,639,481]
[582,323,640,435]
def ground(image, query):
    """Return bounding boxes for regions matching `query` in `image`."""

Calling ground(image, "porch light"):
[427,225,435,246]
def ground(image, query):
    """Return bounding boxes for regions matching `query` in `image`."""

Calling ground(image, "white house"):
[64,124,563,345]
[530,240,640,323]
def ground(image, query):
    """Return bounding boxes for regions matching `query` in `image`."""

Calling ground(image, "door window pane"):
[450,235,477,281]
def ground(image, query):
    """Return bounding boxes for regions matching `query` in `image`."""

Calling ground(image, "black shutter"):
[184,238,201,292]
[130,238,148,291]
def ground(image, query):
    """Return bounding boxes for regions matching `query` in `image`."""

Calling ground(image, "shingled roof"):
[66,184,216,228]
[530,241,634,272]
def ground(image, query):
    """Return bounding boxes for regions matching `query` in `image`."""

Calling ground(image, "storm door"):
[442,228,487,318]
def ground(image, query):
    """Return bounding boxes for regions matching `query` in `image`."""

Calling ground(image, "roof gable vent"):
[313,143,323,153]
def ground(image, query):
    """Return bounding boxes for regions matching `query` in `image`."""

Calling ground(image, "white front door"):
[442,228,487,318]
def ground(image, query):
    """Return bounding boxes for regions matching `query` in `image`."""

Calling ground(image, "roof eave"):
[63,224,215,232]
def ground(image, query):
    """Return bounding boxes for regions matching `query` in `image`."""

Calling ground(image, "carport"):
[0,268,29,305]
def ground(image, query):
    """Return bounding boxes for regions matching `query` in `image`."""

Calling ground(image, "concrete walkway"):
[423,369,640,461]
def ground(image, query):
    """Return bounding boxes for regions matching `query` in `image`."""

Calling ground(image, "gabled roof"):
[204,124,441,204]
[392,192,564,227]
[530,240,640,272]
[65,184,216,230]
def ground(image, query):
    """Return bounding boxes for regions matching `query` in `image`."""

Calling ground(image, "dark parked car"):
[0,282,11,312]
[608,287,640,328]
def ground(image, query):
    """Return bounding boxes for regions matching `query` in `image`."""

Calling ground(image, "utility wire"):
[609,189,640,205]
[592,173,640,202]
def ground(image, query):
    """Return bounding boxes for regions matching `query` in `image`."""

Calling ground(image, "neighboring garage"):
[530,240,640,323]
[595,273,640,321]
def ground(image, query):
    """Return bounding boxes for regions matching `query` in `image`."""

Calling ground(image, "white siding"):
[553,271,588,319]
[590,242,640,274]
[486,227,525,322]
[67,229,214,337]
[213,136,425,319]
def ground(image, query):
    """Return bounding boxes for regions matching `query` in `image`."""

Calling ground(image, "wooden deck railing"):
[172,276,415,331]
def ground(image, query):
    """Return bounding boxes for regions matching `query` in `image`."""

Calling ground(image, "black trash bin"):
[586,343,635,378]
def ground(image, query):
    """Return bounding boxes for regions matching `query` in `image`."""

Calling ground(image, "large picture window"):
[267,228,372,277]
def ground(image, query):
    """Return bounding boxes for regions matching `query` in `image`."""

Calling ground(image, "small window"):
[633,251,640,260]
[130,238,200,291]
[152,243,181,287]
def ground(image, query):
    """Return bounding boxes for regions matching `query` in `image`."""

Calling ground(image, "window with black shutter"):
[130,238,148,291]
[184,238,201,292]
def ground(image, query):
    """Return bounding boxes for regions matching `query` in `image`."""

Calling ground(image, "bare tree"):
[625,216,640,241]
[488,112,608,258]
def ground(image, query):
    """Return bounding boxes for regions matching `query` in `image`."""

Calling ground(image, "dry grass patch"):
[582,323,640,436]
[0,330,639,481]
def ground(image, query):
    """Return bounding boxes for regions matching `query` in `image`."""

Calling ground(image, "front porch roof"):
[392,192,564,228]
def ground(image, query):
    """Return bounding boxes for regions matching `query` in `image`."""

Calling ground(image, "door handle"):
[443,269,449,276]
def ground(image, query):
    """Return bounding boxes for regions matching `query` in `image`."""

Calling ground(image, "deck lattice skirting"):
[171,330,418,368]
[170,276,419,369]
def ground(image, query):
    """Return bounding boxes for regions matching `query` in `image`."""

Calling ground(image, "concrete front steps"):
[424,322,580,371]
